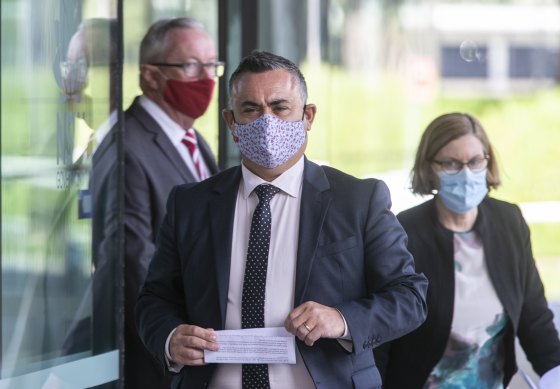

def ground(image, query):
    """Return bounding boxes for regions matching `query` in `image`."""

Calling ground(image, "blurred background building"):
[1,0,558,387]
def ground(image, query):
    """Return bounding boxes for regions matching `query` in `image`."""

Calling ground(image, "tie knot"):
[254,184,280,203]
[183,128,197,145]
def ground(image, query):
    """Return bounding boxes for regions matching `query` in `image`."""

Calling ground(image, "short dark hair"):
[227,50,308,105]
[411,112,501,195]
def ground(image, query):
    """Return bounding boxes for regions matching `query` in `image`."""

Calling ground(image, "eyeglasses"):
[432,155,489,175]
[151,61,225,78]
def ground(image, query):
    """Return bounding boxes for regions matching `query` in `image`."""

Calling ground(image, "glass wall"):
[1,0,121,387]
[1,0,223,387]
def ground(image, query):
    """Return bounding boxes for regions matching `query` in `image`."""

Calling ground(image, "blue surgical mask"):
[437,168,488,213]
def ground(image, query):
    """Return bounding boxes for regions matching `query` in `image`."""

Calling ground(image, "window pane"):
[1,0,120,386]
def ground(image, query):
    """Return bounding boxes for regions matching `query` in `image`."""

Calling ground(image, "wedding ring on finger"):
[303,322,312,332]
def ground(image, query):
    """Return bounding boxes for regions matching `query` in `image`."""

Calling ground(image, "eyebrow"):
[440,155,485,161]
[268,99,290,106]
[240,101,261,109]
[239,99,291,108]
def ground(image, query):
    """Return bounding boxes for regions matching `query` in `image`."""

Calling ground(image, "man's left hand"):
[284,301,345,346]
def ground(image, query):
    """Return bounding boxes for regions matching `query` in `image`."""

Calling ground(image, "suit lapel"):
[197,132,220,175]
[294,159,331,306]
[128,98,196,182]
[209,167,242,327]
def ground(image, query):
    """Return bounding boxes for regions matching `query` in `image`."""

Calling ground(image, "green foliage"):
[299,62,560,272]
[303,63,408,176]
[424,90,560,203]
[531,224,560,258]
[302,63,560,205]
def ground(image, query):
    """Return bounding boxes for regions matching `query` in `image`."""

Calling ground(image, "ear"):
[222,109,235,131]
[140,64,162,91]
[303,104,317,131]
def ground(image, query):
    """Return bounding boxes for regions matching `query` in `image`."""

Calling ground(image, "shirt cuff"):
[335,309,353,352]
[165,327,183,373]
[540,365,560,389]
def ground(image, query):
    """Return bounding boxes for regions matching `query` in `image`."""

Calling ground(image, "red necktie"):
[181,128,207,181]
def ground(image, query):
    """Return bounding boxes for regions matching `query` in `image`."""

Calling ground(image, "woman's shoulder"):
[477,197,529,236]
[480,196,523,219]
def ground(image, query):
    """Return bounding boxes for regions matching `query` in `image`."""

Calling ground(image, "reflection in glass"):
[1,2,119,386]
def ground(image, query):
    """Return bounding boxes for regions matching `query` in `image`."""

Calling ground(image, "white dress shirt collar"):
[240,156,305,199]
[138,95,188,146]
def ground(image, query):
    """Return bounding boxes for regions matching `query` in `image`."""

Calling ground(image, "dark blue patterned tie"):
[241,184,280,389]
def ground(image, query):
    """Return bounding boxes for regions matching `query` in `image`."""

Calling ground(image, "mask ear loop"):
[151,65,169,81]
[150,66,169,99]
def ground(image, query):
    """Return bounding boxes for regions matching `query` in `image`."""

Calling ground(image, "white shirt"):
[451,231,504,343]
[208,156,315,389]
[138,95,209,181]
[540,367,560,388]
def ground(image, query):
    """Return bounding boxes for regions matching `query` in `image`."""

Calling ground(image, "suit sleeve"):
[135,187,188,370]
[336,180,428,352]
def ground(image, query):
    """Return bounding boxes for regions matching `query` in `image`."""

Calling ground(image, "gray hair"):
[139,17,204,65]
[228,50,308,106]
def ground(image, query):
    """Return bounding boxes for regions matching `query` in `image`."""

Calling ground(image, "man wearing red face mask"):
[121,17,221,388]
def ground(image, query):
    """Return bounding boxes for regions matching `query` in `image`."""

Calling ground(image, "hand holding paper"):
[170,324,219,366]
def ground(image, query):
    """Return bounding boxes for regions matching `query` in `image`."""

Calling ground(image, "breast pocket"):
[310,235,364,303]
[315,236,358,258]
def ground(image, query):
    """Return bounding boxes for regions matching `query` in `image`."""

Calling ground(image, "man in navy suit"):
[136,51,428,389]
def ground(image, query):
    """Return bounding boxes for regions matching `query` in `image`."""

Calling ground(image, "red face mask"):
[163,78,215,119]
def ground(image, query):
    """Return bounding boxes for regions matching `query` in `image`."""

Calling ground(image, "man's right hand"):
[169,324,219,366]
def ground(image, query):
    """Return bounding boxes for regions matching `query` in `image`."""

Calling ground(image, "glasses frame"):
[432,155,490,175]
[151,61,225,78]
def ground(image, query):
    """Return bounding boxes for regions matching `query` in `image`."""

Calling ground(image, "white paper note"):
[204,327,296,364]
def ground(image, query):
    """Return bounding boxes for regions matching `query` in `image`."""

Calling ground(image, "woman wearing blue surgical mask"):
[374,113,560,389]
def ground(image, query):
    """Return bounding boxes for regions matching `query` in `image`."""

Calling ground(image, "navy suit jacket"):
[136,158,428,389]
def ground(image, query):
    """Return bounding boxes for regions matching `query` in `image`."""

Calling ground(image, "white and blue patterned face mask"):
[437,168,488,213]
[232,114,306,168]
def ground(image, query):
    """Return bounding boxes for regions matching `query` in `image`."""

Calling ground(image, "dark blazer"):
[136,159,428,389]
[374,197,560,388]
[123,97,219,388]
